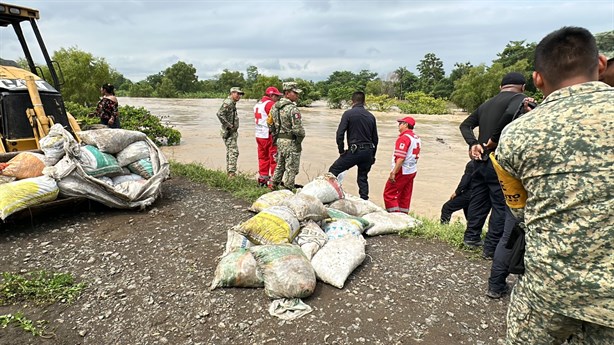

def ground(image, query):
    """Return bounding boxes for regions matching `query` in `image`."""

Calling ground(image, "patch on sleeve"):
[399,143,405,149]
[294,112,301,120]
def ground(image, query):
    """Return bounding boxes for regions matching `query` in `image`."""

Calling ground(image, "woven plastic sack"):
[115,140,151,167]
[326,208,371,229]
[298,173,344,204]
[79,129,147,154]
[236,206,300,245]
[128,158,153,179]
[281,193,328,222]
[249,189,294,213]
[78,145,123,177]
[311,235,366,289]
[111,174,145,185]
[210,248,263,290]
[250,244,316,299]
[329,194,385,217]
[39,123,75,165]
[0,152,46,180]
[362,211,422,236]
[224,228,254,256]
[0,176,59,220]
[292,220,328,260]
[322,218,365,240]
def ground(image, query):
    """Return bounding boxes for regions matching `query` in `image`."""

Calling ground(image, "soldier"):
[496,27,613,343]
[217,87,243,178]
[269,82,305,190]
[254,86,282,187]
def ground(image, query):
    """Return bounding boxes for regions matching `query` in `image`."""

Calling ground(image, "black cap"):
[501,72,526,86]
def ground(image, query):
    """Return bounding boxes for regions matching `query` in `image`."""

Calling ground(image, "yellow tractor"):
[0,2,81,161]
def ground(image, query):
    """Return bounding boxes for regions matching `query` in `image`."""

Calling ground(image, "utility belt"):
[349,143,375,153]
[277,133,296,140]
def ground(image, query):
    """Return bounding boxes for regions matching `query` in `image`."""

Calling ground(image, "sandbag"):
[224,228,254,256]
[40,123,77,165]
[249,189,294,213]
[0,152,46,180]
[115,140,151,167]
[329,195,385,217]
[311,235,366,289]
[281,193,328,222]
[79,129,148,154]
[250,244,316,299]
[210,249,263,290]
[326,208,371,229]
[111,174,145,185]
[236,206,300,245]
[78,145,123,177]
[0,175,16,185]
[362,211,422,236]
[292,220,328,260]
[322,218,365,240]
[128,158,153,179]
[0,176,59,220]
[298,173,344,204]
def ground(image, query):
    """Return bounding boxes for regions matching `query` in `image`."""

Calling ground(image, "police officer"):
[269,82,305,190]
[217,87,243,178]
[328,91,378,200]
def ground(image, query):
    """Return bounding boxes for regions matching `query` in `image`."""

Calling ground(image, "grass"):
[0,271,86,305]
[0,312,48,337]
[170,161,270,202]
[169,161,485,254]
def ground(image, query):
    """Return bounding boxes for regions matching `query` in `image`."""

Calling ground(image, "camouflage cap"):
[282,82,302,93]
[229,87,244,95]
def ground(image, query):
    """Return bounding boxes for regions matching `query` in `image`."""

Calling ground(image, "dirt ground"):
[0,177,509,345]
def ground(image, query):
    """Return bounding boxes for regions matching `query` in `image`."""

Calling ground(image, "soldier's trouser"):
[328,148,374,200]
[256,136,277,183]
[507,279,614,345]
[223,131,239,173]
[488,207,517,293]
[383,171,416,213]
[440,191,471,224]
[272,139,301,188]
[464,159,506,253]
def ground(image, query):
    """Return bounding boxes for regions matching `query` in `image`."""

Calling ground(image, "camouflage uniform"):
[496,82,614,344]
[270,85,305,188]
[217,96,239,173]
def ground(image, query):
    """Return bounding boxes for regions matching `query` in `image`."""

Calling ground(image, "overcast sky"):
[1,0,613,82]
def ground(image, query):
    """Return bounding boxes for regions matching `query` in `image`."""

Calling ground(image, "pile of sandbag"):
[210,173,422,320]
[0,124,169,220]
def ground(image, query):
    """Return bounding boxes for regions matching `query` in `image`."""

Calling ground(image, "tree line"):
[26,31,612,113]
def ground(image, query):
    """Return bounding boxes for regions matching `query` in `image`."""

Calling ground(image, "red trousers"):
[256,137,277,182]
[383,171,417,213]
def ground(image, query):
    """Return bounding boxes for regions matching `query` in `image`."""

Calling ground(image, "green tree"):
[431,78,454,99]
[493,40,536,68]
[128,82,154,97]
[327,85,354,109]
[416,53,445,95]
[50,46,113,105]
[449,62,473,84]
[145,72,164,90]
[355,69,378,90]
[155,77,178,98]
[246,65,259,88]
[393,67,418,99]
[366,79,384,95]
[164,61,199,93]
[249,74,282,99]
[217,69,245,93]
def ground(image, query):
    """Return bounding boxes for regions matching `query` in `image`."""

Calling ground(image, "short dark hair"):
[534,26,599,86]
[351,91,365,104]
[101,83,115,95]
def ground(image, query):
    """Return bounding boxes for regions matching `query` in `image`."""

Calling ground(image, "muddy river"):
[119,97,471,219]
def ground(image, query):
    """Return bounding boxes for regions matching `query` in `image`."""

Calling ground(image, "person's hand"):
[484,138,497,150]
[523,97,537,112]
[388,171,396,182]
[372,156,376,164]
[108,117,115,126]
[470,144,483,160]
[450,192,456,200]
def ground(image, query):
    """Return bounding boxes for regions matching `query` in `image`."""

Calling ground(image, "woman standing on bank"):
[90,83,120,128]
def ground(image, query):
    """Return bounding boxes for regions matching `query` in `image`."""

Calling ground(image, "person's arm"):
[335,112,349,154]
[459,109,480,147]
[290,107,305,141]
[217,101,233,129]
[372,118,379,157]
[389,157,404,182]
[455,162,473,195]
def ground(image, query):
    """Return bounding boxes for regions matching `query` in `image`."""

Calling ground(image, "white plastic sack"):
[292,220,328,260]
[322,218,365,240]
[0,176,59,220]
[39,123,80,166]
[111,174,145,186]
[362,211,422,236]
[210,248,263,290]
[329,194,385,217]
[298,173,344,204]
[115,140,151,166]
[281,193,328,222]
[224,228,254,256]
[79,129,147,154]
[311,235,366,289]
[249,189,294,213]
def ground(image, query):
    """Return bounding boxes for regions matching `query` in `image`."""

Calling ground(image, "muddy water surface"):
[120,97,471,219]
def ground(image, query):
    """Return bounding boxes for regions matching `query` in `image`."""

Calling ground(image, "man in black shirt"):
[328,91,378,200]
[440,160,474,224]
[459,72,526,258]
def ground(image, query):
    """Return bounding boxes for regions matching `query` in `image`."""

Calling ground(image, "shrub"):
[365,94,395,112]
[397,91,448,115]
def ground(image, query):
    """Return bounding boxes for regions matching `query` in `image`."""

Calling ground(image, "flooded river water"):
[119,97,470,219]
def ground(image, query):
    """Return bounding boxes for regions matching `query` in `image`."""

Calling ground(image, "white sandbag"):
[78,145,123,177]
[79,129,147,154]
[249,189,294,213]
[292,220,328,260]
[224,228,254,256]
[111,174,145,185]
[127,158,153,179]
[250,244,316,299]
[236,206,300,245]
[115,141,151,166]
[281,193,328,222]
[362,211,422,236]
[0,176,59,220]
[210,249,263,290]
[329,194,385,217]
[322,218,365,240]
[298,173,344,204]
[311,235,366,289]
[326,208,371,229]
[39,123,79,165]
[97,176,114,186]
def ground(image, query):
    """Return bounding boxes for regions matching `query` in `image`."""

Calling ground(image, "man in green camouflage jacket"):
[217,87,243,177]
[496,27,613,343]
[269,82,305,189]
